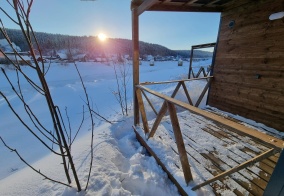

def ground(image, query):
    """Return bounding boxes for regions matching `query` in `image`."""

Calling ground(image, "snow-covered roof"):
[0,39,21,52]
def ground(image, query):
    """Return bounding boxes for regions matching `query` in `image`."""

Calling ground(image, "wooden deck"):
[133,110,281,195]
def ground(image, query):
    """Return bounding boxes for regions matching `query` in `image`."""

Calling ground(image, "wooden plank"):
[206,0,222,6]
[211,74,284,93]
[160,118,264,195]
[200,126,275,182]
[210,0,284,132]
[202,122,278,170]
[156,129,242,196]
[195,77,212,107]
[208,84,284,115]
[147,4,222,12]
[208,96,284,128]
[133,126,188,196]
[136,85,284,149]
[181,81,193,106]
[222,0,280,17]
[184,0,199,5]
[148,82,182,138]
[212,57,284,70]
[182,120,272,186]
[140,76,212,85]
[192,148,276,191]
[213,69,284,79]
[208,85,284,116]
[136,88,150,134]
[137,0,159,15]
[192,42,216,49]
[208,97,284,132]
[169,127,252,195]
[264,149,284,196]
[141,90,158,115]
[132,9,140,125]
[167,102,193,184]
[188,47,194,79]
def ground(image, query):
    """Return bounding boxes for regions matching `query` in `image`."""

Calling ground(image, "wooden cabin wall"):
[208,0,284,132]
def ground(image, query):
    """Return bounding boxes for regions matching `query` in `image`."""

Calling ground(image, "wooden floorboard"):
[167,128,265,195]
[157,128,243,195]
[134,110,281,195]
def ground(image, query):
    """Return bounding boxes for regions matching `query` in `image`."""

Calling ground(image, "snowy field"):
[0,60,212,195]
[1,59,282,196]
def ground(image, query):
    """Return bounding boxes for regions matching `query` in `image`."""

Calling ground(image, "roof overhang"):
[131,0,233,15]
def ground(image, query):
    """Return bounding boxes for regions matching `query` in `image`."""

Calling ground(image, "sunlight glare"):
[98,33,107,41]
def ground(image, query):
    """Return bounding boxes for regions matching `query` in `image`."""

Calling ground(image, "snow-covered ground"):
[1,59,283,195]
[0,60,212,195]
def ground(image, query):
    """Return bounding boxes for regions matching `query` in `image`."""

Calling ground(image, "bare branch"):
[70,105,84,146]
[73,62,94,190]
[0,92,65,156]
[0,137,72,188]
[1,68,59,144]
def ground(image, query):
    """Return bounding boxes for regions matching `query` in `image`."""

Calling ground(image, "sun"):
[98,33,107,41]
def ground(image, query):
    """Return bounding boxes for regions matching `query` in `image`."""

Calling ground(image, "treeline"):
[0,29,212,58]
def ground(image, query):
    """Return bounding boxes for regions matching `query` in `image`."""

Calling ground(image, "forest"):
[0,29,213,58]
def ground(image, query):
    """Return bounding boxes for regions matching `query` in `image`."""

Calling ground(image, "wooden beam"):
[195,77,213,107]
[148,4,222,12]
[136,88,150,134]
[192,148,277,191]
[136,85,284,149]
[137,0,159,15]
[205,0,222,6]
[167,101,193,184]
[140,76,212,85]
[184,0,199,6]
[133,126,188,196]
[132,9,140,125]
[188,47,194,79]
[160,0,171,3]
[181,81,193,105]
[141,90,158,115]
[192,42,216,49]
[148,82,182,138]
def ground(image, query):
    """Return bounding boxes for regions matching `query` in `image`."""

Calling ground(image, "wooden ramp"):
[133,110,281,195]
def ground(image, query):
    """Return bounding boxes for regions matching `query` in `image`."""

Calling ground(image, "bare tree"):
[0,0,98,192]
[112,55,131,116]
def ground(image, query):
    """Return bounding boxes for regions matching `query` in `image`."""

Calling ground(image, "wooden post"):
[132,8,140,125]
[136,88,150,134]
[167,101,193,185]
[188,46,194,79]
[181,81,193,105]
[141,90,158,115]
[195,77,213,107]
[148,82,182,138]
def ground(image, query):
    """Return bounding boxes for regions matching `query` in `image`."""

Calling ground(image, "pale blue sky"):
[0,0,220,50]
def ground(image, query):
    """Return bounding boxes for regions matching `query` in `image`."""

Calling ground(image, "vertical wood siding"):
[208,0,284,132]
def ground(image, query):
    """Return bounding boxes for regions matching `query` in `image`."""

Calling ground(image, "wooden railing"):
[188,42,216,79]
[134,76,282,189]
[189,66,211,78]
[136,76,212,184]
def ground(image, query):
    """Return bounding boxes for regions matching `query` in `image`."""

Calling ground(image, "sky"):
[0,0,221,50]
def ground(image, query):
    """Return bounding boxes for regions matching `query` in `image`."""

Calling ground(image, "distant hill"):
[0,29,212,58]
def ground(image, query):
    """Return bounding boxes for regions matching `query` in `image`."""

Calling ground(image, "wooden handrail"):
[192,148,277,190]
[140,76,212,85]
[136,85,284,150]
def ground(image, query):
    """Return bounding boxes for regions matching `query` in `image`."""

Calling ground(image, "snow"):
[0,39,21,52]
[206,106,284,139]
[0,59,278,195]
[0,60,210,195]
